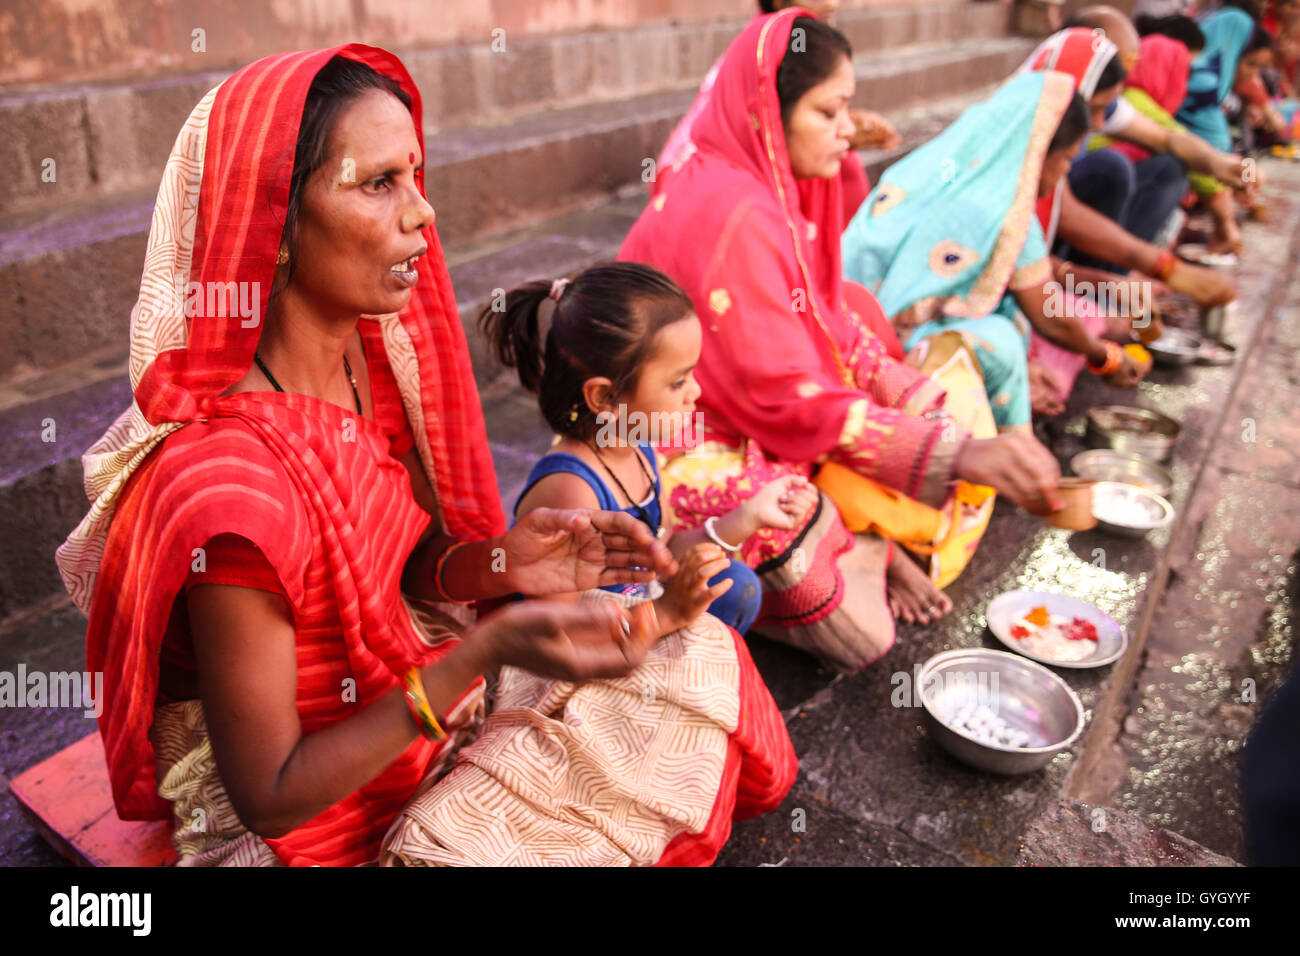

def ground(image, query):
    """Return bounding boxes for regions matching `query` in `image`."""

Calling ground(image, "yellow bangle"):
[402,667,447,741]
[433,540,474,605]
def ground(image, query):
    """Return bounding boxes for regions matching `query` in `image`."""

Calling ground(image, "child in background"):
[482,262,817,638]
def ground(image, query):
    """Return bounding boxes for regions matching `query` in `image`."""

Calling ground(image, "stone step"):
[0,3,1013,220]
[0,33,1036,386]
[0,84,1004,626]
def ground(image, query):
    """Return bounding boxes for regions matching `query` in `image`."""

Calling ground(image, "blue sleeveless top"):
[513,442,662,595]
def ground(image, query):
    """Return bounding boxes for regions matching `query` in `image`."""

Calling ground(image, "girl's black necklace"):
[585,440,661,537]
[254,352,362,415]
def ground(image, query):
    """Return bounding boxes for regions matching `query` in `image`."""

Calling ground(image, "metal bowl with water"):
[1069,449,1174,498]
[1146,328,1202,367]
[1085,404,1180,462]
[918,648,1086,775]
[1091,481,1175,537]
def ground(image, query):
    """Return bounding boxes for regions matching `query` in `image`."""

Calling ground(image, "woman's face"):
[785,55,857,180]
[1237,47,1274,86]
[287,90,435,320]
[1039,137,1083,197]
[1088,83,1122,130]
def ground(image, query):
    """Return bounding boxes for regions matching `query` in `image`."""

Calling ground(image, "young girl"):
[482,262,818,638]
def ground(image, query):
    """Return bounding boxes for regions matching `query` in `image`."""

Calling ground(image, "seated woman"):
[652,0,899,225]
[619,12,1064,671]
[842,71,1149,431]
[1022,28,1237,321]
[1089,32,1249,254]
[1179,5,1274,153]
[55,47,796,867]
[485,261,819,636]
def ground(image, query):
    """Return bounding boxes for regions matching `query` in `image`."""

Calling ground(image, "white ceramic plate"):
[985,589,1126,669]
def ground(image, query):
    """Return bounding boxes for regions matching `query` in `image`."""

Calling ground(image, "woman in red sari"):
[56,46,795,866]
[619,12,1063,672]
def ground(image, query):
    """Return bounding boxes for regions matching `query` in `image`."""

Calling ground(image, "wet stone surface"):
[1017,798,1239,867]
[1105,260,1300,862]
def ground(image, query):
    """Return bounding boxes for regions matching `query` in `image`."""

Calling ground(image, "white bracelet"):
[704,516,743,553]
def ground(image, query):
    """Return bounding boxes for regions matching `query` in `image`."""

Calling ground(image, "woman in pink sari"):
[620,12,1062,672]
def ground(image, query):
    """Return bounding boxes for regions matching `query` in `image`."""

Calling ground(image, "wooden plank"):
[9,731,176,867]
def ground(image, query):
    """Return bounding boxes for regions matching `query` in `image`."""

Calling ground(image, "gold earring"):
[568,405,579,423]
[276,247,289,265]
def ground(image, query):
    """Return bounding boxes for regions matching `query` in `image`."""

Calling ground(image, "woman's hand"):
[479,600,649,682]
[1028,359,1065,417]
[654,542,733,636]
[1210,152,1250,188]
[1104,350,1150,389]
[504,508,678,596]
[953,431,1063,516]
[1167,260,1236,308]
[744,475,819,531]
[847,109,903,151]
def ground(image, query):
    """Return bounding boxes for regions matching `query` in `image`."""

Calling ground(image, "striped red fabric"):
[86,45,501,866]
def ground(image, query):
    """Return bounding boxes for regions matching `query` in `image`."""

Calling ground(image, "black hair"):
[1049,91,1091,152]
[480,262,695,441]
[277,56,413,293]
[1136,14,1207,53]
[758,0,780,11]
[1218,0,1262,20]
[1096,50,1128,93]
[776,16,853,127]
[1246,23,1275,54]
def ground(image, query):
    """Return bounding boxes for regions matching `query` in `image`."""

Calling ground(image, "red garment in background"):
[1111,35,1192,165]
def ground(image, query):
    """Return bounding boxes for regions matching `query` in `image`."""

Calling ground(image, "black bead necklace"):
[254,352,363,415]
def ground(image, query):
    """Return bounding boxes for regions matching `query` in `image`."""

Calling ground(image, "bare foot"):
[886,546,953,626]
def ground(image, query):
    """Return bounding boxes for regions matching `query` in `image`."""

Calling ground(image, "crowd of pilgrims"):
[53,1,1290,864]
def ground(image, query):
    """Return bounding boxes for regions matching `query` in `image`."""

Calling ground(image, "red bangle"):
[433,541,474,605]
[1152,248,1177,281]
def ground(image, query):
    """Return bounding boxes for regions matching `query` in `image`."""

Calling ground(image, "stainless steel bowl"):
[918,648,1086,775]
[1069,449,1174,498]
[1085,404,1180,463]
[1146,328,1202,367]
[1091,481,1175,537]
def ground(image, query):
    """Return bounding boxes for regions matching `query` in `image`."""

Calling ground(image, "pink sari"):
[621,12,964,671]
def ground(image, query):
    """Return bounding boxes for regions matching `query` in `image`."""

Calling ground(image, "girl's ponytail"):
[479,280,553,395]
[479,262,693,439]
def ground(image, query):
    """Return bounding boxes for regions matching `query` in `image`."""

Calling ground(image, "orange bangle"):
[402,666,447,741]
[1152,248,1177,281]
[433,540,474,605]
[1088,341,1124,376]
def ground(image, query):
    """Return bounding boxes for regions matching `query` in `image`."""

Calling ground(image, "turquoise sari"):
[1177,8,1255,152]
[842,71,1074,427]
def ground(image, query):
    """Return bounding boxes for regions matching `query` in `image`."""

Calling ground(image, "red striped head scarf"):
[57,45,504,611]
[1022,26,1121,98]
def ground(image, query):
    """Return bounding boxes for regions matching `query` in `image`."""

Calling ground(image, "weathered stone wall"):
[0,0,940,88]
